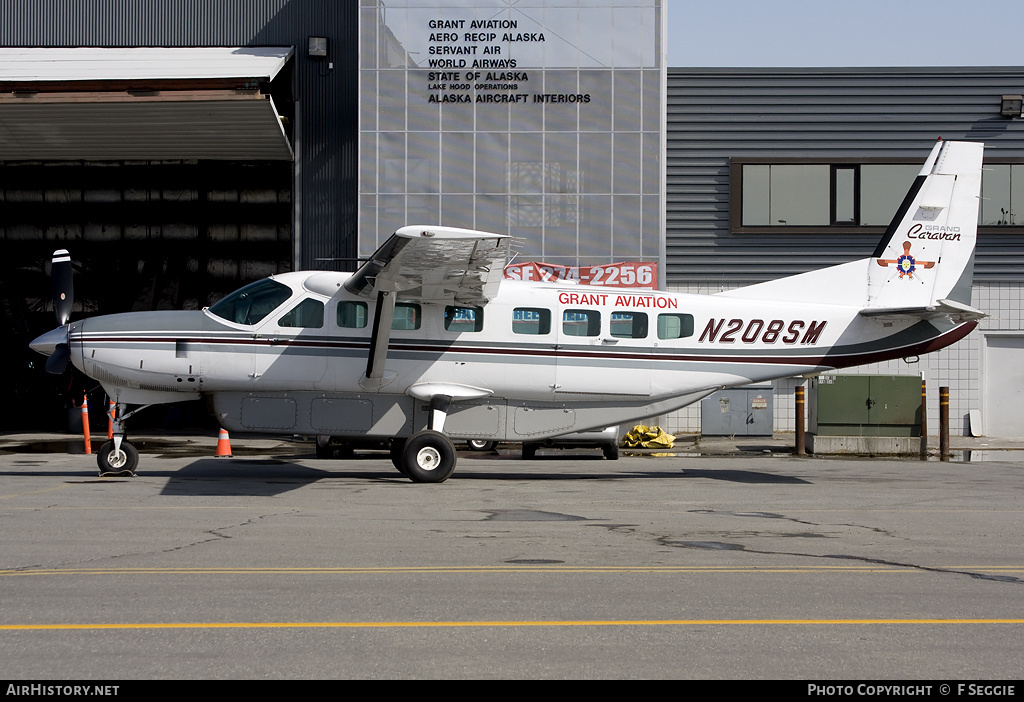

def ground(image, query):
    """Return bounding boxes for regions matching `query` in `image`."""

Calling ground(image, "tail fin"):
[867,139,983,308]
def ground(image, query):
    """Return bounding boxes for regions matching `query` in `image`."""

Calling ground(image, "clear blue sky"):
[668,0,1024,67]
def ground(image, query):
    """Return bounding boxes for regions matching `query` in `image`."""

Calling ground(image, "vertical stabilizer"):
[867,140,983,308]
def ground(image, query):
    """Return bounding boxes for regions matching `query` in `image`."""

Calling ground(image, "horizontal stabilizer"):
[859,298,986,323]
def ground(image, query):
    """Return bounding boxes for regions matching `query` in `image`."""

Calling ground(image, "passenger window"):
[278,298,324,328]
[610,311,648,339]
[392,303,421,330]
[658,313,695,340]
[445,306,484,332]
[562,309,601,337]
[513,307,551,335]
[337,301,368,329]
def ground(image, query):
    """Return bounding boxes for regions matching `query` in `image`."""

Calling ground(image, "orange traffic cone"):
[81,396,92,455]
[215,428,233,457]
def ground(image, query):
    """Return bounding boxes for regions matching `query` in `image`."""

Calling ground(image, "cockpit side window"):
[208,279,292,325]
[278,298,325,328]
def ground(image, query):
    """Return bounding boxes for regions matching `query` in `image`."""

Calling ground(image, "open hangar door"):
[1,48,295,430]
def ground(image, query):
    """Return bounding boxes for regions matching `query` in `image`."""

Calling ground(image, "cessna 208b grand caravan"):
[31,139,986,482]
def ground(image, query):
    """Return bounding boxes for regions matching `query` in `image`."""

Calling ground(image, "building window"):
[981,164,1024,225]
[741,164,830,226]
[736,162,924,231]
[734,158,1024,232]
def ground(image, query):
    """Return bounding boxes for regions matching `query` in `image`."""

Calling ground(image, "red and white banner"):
[504,261,657,289]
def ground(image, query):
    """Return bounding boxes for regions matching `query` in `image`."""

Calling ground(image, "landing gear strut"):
[392,394,459,482]
[96,401,146,476]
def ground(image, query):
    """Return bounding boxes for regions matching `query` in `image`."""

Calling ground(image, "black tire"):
[522,443,538,460]
[390,439,407,475]
[467,439,497,451]
[315,435,335,459]
[401,430,457,483]
[602,443,620,460]
[97,439,139,475]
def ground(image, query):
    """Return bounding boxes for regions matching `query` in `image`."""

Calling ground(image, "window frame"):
[562,309,601,337]
[444,305,484,333]
[337,300,368,329]
[391,302,422,331]
[512,307,552,336]
[277,297,325,329]
[730,156,1024,236]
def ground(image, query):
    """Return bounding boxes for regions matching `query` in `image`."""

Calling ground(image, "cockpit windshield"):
[208,279,292,325]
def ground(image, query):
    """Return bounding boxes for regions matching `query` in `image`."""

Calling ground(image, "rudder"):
[867,140,983,308]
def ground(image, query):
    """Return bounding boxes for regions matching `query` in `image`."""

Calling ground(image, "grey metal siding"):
[667,67,1024,285]
[0,0,358,271]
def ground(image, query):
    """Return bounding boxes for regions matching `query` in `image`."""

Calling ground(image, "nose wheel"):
[96,401,143,476]
[97,439,138,476]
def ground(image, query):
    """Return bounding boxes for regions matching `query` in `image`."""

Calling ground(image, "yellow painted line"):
[0,565,1021,577]
[2,618,1024,632]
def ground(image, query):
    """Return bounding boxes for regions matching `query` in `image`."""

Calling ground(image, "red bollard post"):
[81,396,92,455]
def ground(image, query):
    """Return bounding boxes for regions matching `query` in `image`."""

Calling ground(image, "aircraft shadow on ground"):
[0,452,811,492]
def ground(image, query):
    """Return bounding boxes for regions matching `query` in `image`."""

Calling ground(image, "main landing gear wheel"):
[315,435,335,459]
[390,439,407,475]
[467,439,497,451]
[602,443,620,461]
[401,430,457,483]
[97,439,138,476]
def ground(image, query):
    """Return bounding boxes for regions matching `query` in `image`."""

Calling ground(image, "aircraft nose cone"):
[29,326,68,357]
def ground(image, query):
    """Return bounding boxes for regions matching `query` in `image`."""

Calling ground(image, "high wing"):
[345,225,510,305]
[345,225,511,382]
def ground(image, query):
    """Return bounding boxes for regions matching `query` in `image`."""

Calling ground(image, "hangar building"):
[3,1,1023,437]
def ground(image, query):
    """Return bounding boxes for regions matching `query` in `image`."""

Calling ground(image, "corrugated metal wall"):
[0,0,358,271]
[667,67,1024,285]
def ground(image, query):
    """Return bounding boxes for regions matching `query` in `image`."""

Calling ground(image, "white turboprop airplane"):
[31,139,986,481]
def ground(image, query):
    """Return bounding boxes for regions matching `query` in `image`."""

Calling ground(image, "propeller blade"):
[52,249,73,326]
[45,343,70,375]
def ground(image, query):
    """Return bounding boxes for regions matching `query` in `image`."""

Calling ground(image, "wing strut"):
[366,290,396,379]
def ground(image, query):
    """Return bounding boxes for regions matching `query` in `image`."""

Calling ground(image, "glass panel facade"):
[359,1,664,269]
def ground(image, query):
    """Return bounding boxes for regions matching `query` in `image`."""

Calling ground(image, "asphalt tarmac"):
[1,434,1022,680]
